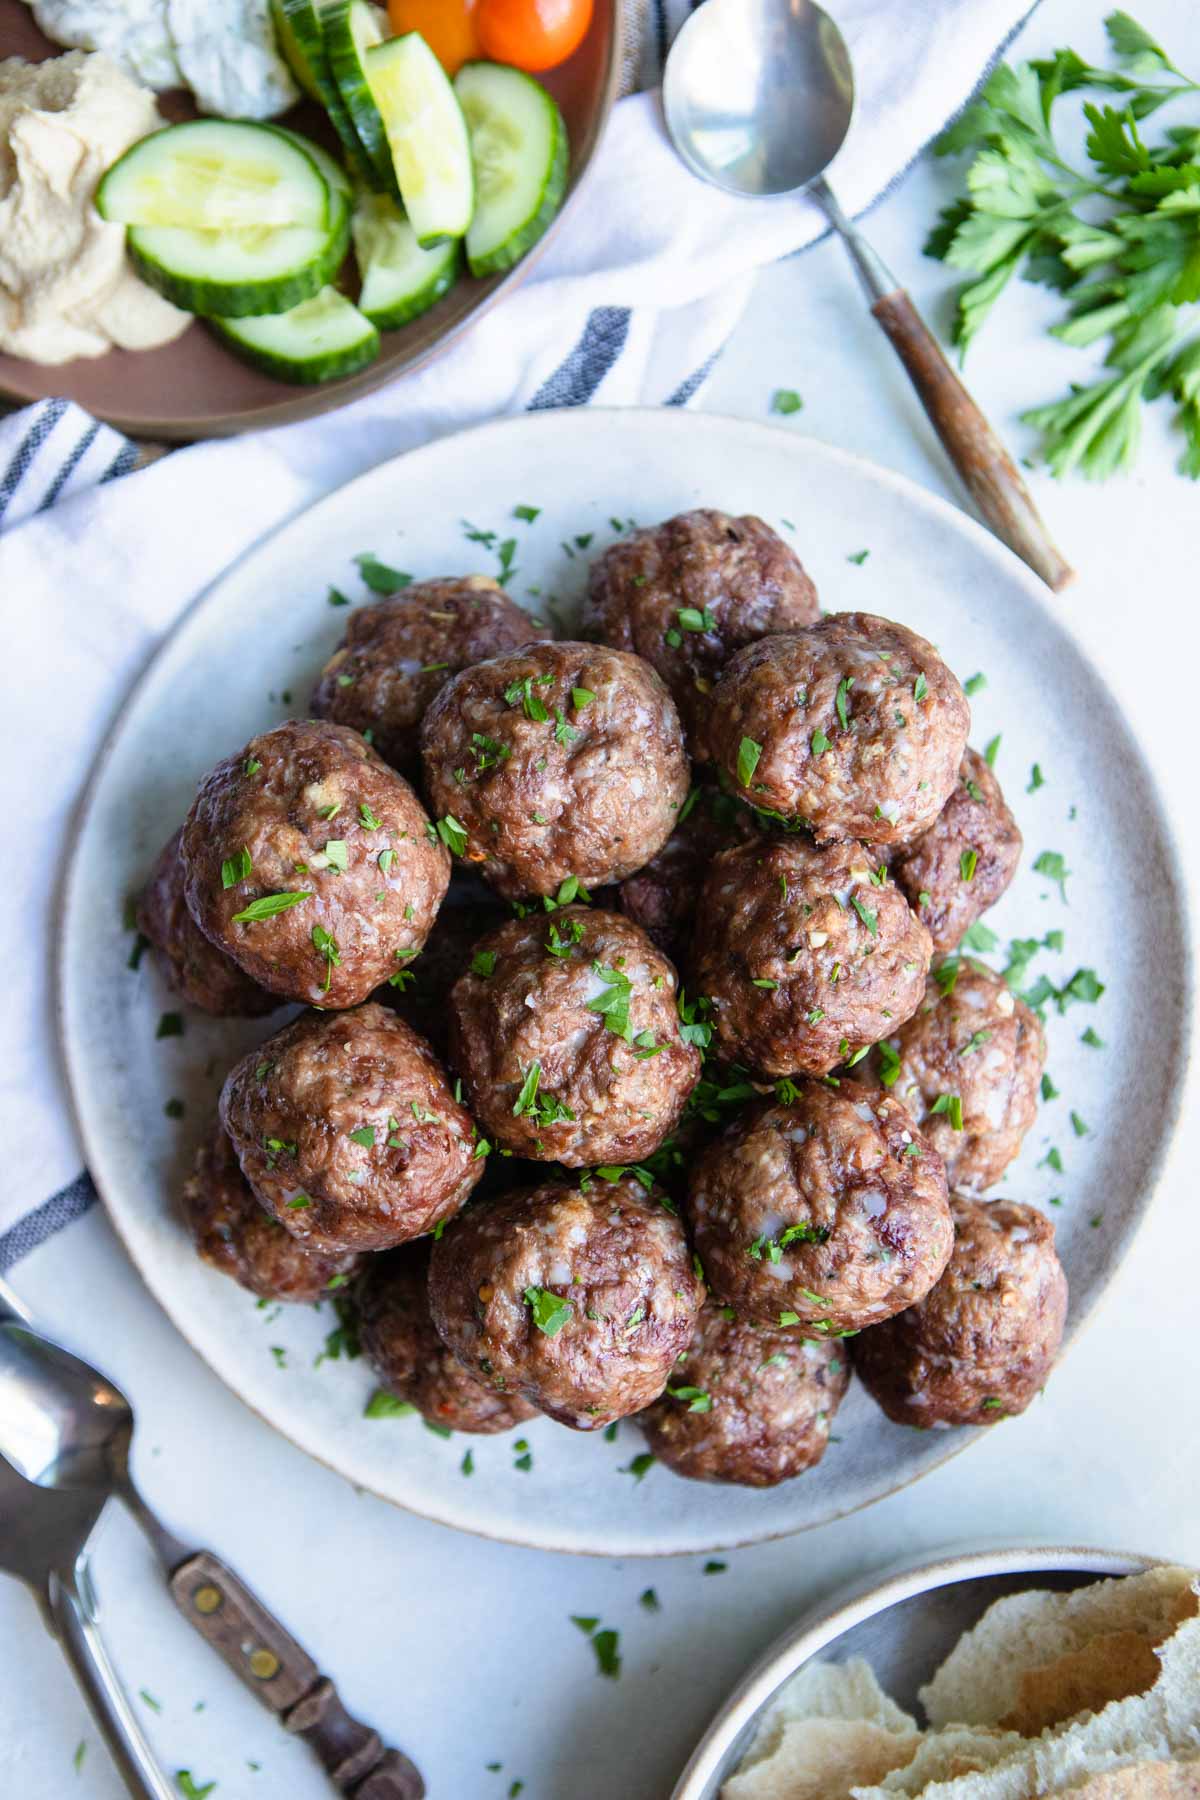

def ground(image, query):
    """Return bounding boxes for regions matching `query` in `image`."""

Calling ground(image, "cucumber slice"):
[320,0,397,196]
[269,0,384,190]
[353,192,460,328]
[455,63,568,278]
[98,120,330,232]
[270,126,351,201]
[366,34,474,249]
[128,191,350,317]
[212,287,380,383]
[269,0,323,99]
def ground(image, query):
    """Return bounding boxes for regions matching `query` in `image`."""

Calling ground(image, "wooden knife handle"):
[871,287,1075,593]
[170,1551,424,1799]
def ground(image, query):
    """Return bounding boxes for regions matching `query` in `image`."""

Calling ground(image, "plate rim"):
[669,1540,1165,1799]
[55,407,1196,1556]
[0,1,625,440]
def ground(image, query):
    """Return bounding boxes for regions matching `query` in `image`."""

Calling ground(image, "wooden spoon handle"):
[871,287,1074,593]
[170,1550,424,1798]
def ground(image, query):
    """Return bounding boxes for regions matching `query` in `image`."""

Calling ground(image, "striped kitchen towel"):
[0,0,1036,1267]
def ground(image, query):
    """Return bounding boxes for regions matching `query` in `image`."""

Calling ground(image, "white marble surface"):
[4,1,1200,1795]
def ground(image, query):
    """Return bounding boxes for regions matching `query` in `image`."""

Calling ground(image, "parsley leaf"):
[524,1287,573,1335]
[771,388,803,414]
[231,890,312,923]
[354,553,411,593]
[737,736,762,788]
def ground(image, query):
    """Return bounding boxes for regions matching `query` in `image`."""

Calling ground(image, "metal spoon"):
[0,1280,423,1800]
[662,0,1074,592]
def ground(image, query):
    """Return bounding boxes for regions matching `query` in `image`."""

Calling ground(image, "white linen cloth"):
[0,0,1034,1260]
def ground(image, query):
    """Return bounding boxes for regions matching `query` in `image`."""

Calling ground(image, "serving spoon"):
[0,1279,423,1800]
[662,0,1074,592]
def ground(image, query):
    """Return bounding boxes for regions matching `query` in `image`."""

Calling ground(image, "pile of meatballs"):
[141,509,1067,1490]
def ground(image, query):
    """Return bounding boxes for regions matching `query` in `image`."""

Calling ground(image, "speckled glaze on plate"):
[57,411,1191,1555]
[0,0,621,439]
[671,1543,1161,1799]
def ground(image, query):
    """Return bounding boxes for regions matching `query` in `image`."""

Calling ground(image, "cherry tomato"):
[387,0,483,75]
[477,0,594,72]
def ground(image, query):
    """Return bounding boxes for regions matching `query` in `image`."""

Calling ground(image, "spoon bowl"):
[663,0,854,197]
[0,1314,134,1495]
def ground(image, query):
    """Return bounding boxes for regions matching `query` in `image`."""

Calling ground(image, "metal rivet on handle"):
[193,1585,223,1615]
[248,1648,281,1680]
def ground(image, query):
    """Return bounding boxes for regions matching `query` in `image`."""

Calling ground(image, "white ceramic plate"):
[58,410,1190,1556]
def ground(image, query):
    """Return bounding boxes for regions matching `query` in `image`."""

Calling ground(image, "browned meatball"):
[357,1244,537,1433]
[427,1176,703,1430]
[702,615,970,844]
[449,907,700,1165]
[419,640,690,900]
[181,721,449,1010]
[854,1197,1067,1427]
[181,1123,363,1302]
[137,829,278,1017]
[637,1306,850,1486]
[220,1003,484,1253]
[892,748,1021,955]
[688,1085,953,1332]
[377,892,507,1059]
[616,782,759,963]
[867,965,1045,1195]
[311,576,552,774]
[690,838,932,1077]
[583,510,819,744]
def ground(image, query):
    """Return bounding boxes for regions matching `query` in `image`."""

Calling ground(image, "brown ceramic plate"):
[0,0,622,438]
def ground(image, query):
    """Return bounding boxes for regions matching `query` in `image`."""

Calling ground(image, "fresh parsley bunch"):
[927,11,1200,478]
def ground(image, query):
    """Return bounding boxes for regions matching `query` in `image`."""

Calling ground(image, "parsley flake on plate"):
[770,388,803,415]
[354,553,410,593]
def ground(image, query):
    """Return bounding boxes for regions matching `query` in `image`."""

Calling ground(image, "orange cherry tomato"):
[476,0,594,72]
[387,0,483,75]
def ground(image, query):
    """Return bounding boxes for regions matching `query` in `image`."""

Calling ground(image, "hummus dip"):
[0,51,190,364]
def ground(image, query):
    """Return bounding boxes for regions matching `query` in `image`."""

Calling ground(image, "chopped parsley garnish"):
[962,921,999,951]
[175,1776,217,1800]
[959,847,979,883]
[546,918,585,957]
[984,734,1002,768]
[354,553,411,592]
[1040,1147,1065,1173]
[327,585,350,607]
[512,1439,532,1471]
[585,962,633,1039]
[963,672,987,696]
[639,1588,660,1612]
[514,503,541,522]
[678,606,717,632]
[503,674,553,721]
[220,846,252,889]
[232,890,312,923]
[554,708,580,746]
[959,1029,992,1056]
[933,958,959,997]
[156,1011,184,1039]
[751,977,778,990]
[437,815,469,856]
[1027,763,1046,793]
[244,756,262,776]
[737,736,762,788]
[811,728,831,756]
[348,1126,375,1148]
[847,548,870,565]
[571,687,595,710]
[1042,1073,1059,1100]
[1081,1025,1105,1048]
[323,839,349,873]
[930,1091,964,1131]
[835,676,854,729]
[771,388,803,415]
[312,924,341,993]
[851,895,878,937]
[668,1384,712,1413]
[1033,849,1070,898]
[913,673,928,703]
[703,1561,727,1575]
[877,1040,902,1087]
[359,802,382,830]
[1071,1110,1089,1137]
[364,1389,415,1419]
[471,949,497,977]
[621,1453,654,1481]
